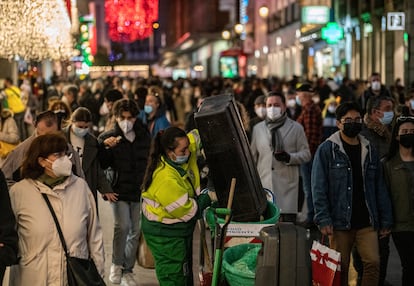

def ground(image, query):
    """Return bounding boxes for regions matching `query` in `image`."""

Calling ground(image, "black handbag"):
[42,193,106,286]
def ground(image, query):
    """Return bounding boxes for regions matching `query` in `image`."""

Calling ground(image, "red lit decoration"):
[105,0,158,43]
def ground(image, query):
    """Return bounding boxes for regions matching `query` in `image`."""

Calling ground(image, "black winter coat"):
[98,120,151,202]
[0,170,18,281]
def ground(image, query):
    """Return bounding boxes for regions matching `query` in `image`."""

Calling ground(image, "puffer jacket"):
[312,131,393,230]
[98,119,151,202]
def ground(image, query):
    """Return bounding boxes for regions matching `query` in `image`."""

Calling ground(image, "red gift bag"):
[310,240,341,286]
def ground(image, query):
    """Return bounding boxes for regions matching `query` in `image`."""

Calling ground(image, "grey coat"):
[63,126,112,201]
[250,118,311,213]
[0,133,84,188]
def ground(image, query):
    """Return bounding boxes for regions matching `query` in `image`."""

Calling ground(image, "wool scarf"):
[265,112,288,152]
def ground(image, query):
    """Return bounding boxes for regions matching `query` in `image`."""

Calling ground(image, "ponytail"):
[141,127,188,191]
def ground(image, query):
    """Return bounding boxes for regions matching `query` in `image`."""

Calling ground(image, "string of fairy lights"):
[0,0,75,61]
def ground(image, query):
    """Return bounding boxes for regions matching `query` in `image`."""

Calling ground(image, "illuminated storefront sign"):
[301,6,330,24]
[321,22,343,44]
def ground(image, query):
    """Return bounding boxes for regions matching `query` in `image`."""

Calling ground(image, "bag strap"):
[9,88,21,98]
[41,193,69,256]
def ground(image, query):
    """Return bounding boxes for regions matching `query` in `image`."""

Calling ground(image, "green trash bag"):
[222,243,261,286]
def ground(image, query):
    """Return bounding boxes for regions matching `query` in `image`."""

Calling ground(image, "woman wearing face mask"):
[141,127,215,286]
[360,95,395,159]
[138,89,170,138]
[8,133,105,285]
[98,99,151,286]
[62,107,116,205]
[48,99,71,130]
[383,114,414,286]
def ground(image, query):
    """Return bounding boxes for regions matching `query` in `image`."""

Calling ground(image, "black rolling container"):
[255,223,312,286]
[194,94,267,222]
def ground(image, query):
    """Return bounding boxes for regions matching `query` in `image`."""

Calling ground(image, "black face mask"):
[399,134,414,148]
[342,122,362,138]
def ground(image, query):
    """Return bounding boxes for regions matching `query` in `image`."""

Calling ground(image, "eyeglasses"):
[340,117,363,124]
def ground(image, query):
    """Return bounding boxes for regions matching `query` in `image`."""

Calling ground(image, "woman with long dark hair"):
[141,127,215,286]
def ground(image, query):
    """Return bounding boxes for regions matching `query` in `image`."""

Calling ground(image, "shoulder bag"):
[42,193,106,286]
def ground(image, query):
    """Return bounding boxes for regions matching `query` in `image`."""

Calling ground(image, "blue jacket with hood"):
[311,131,393,230]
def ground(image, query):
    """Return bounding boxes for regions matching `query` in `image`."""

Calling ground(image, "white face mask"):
[371,81,381,91]
[266,107,282,121]
[118,119,134,133]
[312,96,320,104]
[255,107,266,118]
[47,156,72,177]
[286,99,296,108]
[327,105,336,114]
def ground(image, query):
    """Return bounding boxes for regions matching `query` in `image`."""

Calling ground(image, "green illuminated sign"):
[321,22,344,44]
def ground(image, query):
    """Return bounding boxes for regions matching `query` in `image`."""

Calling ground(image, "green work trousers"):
[144,233,194,286]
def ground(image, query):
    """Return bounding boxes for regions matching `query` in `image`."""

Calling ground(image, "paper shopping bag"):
[310,240,341,286]
[137,232,155,269]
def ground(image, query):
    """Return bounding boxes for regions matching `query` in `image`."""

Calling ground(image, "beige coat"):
[9,175,105,286]
[0,109,19,144]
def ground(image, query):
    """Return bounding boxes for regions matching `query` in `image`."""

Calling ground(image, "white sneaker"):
[109,264,123,284]
[121,272,138,286]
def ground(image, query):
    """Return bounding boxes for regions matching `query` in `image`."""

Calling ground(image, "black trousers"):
[392,231,414,286]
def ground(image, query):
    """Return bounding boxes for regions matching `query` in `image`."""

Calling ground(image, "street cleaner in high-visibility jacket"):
[141,127,216,286]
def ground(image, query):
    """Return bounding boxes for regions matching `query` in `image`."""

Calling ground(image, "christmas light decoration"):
[0,0,75,61]
[76,17,94,66]
[105,0,158,43]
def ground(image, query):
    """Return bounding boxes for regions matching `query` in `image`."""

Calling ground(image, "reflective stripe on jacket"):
[142,131,200,224]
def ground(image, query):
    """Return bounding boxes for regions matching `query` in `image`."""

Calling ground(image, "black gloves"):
[274,151,290,163]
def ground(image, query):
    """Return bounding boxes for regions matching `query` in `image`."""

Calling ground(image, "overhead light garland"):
[105,0,158,43]
[0,0,75,61]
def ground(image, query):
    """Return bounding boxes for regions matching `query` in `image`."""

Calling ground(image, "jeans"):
[392,231,414,286]
[330,227,380,286]
[111,200,141,273]
[14,111,27,141]
[300,159,313,223]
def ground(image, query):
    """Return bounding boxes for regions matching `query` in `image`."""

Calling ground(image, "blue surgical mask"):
[144,105,153,114]
[379,111,394,125]
[410,99,414,110]
[72,126,88,138]
[173,152,189,164]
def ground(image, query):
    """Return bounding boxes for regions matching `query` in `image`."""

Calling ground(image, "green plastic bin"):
[222,243,262,286]
[205,201,280,233]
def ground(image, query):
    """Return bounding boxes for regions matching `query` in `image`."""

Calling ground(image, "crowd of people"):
[0,72,413,286]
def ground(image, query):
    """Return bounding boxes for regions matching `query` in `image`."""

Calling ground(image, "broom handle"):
[225,178,236,223]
